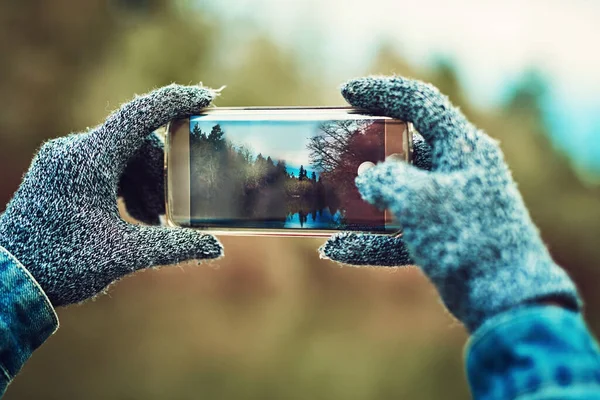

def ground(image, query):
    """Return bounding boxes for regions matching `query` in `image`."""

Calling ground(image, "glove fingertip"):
[341,76,389,108]
[412,133,433,171]
[319,231,355,260]
[135,227,224,267]
[159,84,216,111]
[355,160,417,210]
[191,232,224,260]
[320,232,413,267]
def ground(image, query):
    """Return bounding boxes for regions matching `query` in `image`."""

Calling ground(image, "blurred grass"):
[1,0,599,399]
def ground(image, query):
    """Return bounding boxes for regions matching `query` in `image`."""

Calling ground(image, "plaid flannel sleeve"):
[0,245,58,397]
[466,305,600,399]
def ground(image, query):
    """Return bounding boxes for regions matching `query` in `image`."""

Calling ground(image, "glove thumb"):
[320,232,413,267]
[356,160,434,216]
[118,225,223,272]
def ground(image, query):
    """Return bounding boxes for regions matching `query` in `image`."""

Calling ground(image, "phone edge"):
[165,109,411,237]
[165,118,191,227]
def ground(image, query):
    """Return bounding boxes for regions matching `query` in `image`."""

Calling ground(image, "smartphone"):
[165,107,413,237]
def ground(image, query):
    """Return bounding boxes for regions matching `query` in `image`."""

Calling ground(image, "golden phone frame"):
[164,107,413,237]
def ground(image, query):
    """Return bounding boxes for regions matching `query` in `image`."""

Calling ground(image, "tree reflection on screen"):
[190,120,386,230]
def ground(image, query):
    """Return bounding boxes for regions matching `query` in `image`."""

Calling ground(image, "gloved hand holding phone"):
[321,76,580,332]
[0,84,223,307]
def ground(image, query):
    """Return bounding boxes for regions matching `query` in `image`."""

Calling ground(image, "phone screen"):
[173,109,409,234]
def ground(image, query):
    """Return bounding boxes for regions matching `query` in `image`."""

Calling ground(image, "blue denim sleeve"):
[466,306,600,399]
[0,245,58,397]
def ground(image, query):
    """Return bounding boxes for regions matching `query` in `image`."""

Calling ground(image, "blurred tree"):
[192,123,205,138]
[429,58,474,118]
[212,35,324,106]
[207,124,225,150]
[70,3,219,128]
[0,0,211,206]
[494,70,600,326]
[504,69,548,122]
[276,159,289,179]
[299,165,306,181]
[0,0,124,202]
[369,41,418,78]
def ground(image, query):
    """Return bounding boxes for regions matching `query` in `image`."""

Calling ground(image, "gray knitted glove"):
[0,84,223,307]
[320,76,581,332]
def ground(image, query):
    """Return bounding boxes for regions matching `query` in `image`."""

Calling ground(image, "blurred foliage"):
[1,0,599,399]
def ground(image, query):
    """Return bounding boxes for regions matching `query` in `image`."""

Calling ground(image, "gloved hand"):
[0,84,223,307]
[320,76,580,332]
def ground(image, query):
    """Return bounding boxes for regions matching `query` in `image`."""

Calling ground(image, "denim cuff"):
[465,306,600,400]
[0,245,58,385]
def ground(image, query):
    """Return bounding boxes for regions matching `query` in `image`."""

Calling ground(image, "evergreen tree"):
[265,156,277,183]
[266,156,276,174]
[207,124,225,150]
[299,165,306,181]
[310,171,317,183]
[192,123,204,138]
[275,160,288,180]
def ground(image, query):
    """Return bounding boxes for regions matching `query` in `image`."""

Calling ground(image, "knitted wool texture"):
[320,76,581,332]
[0,85,223,307]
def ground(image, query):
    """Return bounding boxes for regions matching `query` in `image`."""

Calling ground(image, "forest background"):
[1,1,599,399]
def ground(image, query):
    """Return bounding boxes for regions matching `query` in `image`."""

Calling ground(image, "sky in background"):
[195,0,600,177]
[190,118,321,174]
